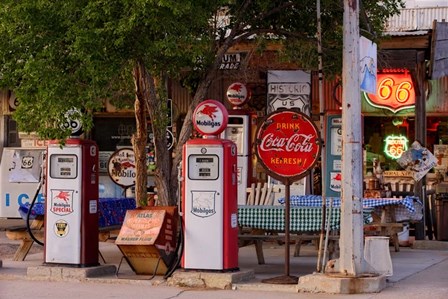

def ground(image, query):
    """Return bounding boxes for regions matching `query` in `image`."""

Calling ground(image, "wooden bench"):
[5,217,44,261]
[5,219,123,261]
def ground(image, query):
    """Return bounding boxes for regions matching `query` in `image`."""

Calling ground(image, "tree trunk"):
[136,5,246,206]
[132,61,149,207]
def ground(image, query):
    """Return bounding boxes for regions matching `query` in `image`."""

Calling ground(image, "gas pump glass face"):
[188,155,219,180]
[49,154,78,179]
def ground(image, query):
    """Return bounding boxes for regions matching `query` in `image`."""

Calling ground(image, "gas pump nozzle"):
[177,162,183,217]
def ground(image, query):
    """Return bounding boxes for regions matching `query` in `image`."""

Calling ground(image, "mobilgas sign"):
[226,82,250,107]
[192,100,228,136]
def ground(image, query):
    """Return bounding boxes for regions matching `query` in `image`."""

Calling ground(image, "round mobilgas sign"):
[255,110,321,182]
[193,100,228,136]
[107,148,136,187]
[226,82,250,107]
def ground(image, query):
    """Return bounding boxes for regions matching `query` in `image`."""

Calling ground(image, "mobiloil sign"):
[0,148,45,218]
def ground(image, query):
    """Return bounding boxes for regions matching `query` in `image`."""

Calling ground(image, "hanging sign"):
[362,71,415,113]
[397,141,437,182]
[255,110,321,182]
[192,100,228,136]
[384,135,409,159]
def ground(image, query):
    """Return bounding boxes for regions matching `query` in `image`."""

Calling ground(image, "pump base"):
[182,267,240,273]
[262,274,298,284]
[43,262,100,268]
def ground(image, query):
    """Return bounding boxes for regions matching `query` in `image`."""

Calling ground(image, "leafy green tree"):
[0,0,404,206]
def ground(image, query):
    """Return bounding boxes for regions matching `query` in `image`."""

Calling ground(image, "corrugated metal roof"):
[384,30,430,36]
[385,7,448,31]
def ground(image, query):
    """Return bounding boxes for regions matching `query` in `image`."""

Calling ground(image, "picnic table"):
[5,198,136,261]
[277,195,423,252]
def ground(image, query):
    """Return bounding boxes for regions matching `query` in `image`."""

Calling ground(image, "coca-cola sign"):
[255,110,321,182]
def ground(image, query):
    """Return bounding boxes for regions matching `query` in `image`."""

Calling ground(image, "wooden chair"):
[246,182,275,205]
[239,182,279,264]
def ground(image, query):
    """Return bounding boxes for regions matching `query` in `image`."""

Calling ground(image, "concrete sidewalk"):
[1,223,448,294]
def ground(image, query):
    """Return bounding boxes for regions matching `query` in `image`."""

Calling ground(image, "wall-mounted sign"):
[220,53,242,70]
[362,71,415,113]
[107,148,136,187]
[192,100,228,136]
[267,70,311,115]
[60,108,83,136]
[324,113,342,197]
[384,135,409,159]
[226,82,250,107]
[8,92,18,111]
[255,110,321,183]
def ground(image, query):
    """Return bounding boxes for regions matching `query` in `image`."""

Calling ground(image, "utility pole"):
[337,0,365,276]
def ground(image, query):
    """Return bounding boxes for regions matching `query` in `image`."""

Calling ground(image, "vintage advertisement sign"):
[192,100,228,136]
[226,82,250,107]
[397,141,437,182]
[267,70,311,115]
[116,209,166,245]
[255,110,321,182]
[362,71,415,113]
[50,189,74,216]
[190,190,216,218]
[107,148,136,187]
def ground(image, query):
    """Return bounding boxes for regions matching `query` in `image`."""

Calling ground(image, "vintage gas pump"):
[182,100,239,271]
[44,138,99,266]
[220,82,255,205]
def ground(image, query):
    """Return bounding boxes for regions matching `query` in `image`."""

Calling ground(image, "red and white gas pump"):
[182,100,239,271]
[221,82,256,205]
[44,138,99,266]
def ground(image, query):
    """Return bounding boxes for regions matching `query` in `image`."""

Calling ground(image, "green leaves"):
[0,0,404,141]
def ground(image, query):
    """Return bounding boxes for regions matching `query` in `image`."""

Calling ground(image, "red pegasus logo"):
[121,161,135,168]
[230,83,243,93]
[197,104,218,121]
[55,191,70,203]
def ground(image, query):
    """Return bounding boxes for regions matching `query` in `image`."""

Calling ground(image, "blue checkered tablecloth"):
[238,205,342,232]
[18,198,137,228]
[277,195,423,222]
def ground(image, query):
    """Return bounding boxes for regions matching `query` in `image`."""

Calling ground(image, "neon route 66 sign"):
[384,135,409,159]
[362,71,415,113]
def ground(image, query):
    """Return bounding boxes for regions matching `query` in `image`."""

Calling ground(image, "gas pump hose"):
[164,163,185,279]
[26,180,44,246]
[163,218,184,279]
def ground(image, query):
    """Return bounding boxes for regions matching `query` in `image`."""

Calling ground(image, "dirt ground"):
[1,218,44,260]
[0,242,44,260]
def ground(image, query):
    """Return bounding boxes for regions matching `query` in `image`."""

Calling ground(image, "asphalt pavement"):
[1,218,448,298]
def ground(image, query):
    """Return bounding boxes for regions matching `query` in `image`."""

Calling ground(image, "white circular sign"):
[8,93,19,111]
[226,82,250,107]
[61,108,83,136]
[166,129,174,151]
[107,148,136,187]
[192,100,228,136]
